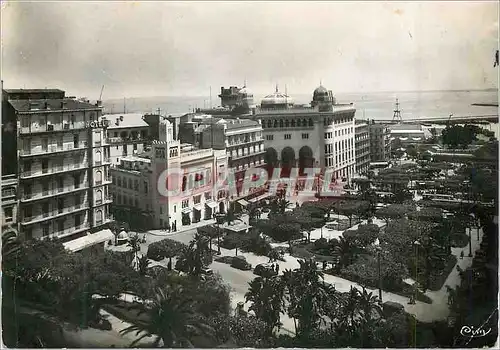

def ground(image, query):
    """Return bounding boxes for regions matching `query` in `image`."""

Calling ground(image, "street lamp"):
[375,245,383,302]
[412,240,421,305]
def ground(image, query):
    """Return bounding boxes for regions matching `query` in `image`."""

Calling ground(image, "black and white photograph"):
[1,1,498,348]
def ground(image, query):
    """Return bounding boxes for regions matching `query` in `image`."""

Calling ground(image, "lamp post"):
[376,245,383,302]
[412,240,421,304]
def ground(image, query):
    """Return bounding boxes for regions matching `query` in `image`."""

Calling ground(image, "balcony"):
[19,143,87,158]
[21,202,89,226]
[20,163,88,179]
[94,196,113,207]
[107,136,147,144]
[20,184,89,203]
[46,223,91,240]
[19,122,90,135]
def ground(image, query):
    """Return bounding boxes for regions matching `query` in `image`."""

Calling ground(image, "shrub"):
[240,232,272,256]
[146,239,186,261]
[230,256,252,270]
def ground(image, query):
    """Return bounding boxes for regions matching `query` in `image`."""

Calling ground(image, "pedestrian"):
[460,251,464,259]
[275,264,280,274]
[271,263,275,272]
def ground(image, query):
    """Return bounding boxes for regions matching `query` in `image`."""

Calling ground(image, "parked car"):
[230,256,252,271]
[254,263,278,278]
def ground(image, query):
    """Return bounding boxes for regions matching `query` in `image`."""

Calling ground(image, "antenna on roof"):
[275,84,278,93]
[392,98,402,123]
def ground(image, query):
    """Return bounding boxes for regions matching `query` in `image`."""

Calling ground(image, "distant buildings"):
[369,121,391,162]
[355,121,370,175]
[2,88,112,247]
[388,123,426,147]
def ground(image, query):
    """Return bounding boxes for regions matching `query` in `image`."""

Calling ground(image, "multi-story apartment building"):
[253,85,357,181]
[199,118,267,205]
[368,121,391,162]
[2,88,113,244]
[110,119,229,229]
[103,113,151,165]
[1,175,18,232]
[355,121,371,175]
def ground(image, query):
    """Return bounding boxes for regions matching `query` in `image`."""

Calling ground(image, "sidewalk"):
[147,218,216,237]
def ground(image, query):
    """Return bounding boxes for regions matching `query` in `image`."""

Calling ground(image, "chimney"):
[96,100,102,107]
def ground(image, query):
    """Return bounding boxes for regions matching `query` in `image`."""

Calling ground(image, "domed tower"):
[260,85,294,110]
[311,85,335,111]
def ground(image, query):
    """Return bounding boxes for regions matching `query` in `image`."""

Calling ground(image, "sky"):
[1,1,499,99]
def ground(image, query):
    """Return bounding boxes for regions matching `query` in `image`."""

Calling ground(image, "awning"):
[237,199,249,207]
[249,193,270,203]
[194,204,203,211]
[182,207,192,214]
[205,201,217,209]
[63,229,114,252]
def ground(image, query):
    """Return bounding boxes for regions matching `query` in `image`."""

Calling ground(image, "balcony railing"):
[19,143,87,157]
[20,163,88,179]
[51,223,91,239]
[21,184,89,202]
[21,202,89,225]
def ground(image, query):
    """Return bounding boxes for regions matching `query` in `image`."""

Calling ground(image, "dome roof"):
[117,231,129,240]
[314,85,328,95]
[261,86,294,106]
[238,86,253,96]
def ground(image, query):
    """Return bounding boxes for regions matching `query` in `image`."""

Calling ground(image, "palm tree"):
[176,234,210,276]
[128,234,141,262]
[357,287,383,322]
[138,255,151,276]
[277,197,292,214]
[121,285,214,347]
[335,236,356,269]
[245,276,285,336]
[2,227,20,261]
[282,259,330,338]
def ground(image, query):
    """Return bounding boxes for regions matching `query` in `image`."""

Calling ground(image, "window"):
[73,134,79,148]
[42,224,50,237]
[22,116,29,128]
[266,135,274,141]
[4,207,13,222]
[2,187,15,197]
[128,179,133,189]
[302,133,309,139]
[194,195,201,204]
[74,214,81,228]
[58,220,64,233]
[144,181,148,193]
[284,134,291,140]
[117,176,122,187]
[205,191,212,200]
[182,199,189,208]
[133,143,138,151]
[160,206,163,214]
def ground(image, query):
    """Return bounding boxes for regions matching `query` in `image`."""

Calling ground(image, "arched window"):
[182,176,187,191]
[279,119,284,128]
[308,118,313,127]
[95,170,103,184]
[267,120,272,128]
[96,189,103,203]
[285,119,290,127]
[96,209,103,224]
[297,119,301,127]
[273,120,278,128]
[291,119,296,127]
[303,119,307,127]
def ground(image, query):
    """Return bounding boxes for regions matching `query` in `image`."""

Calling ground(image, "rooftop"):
[4,88,65,94]
[8,98,100,112]
[223,118,261,130]
[103,113,149,129]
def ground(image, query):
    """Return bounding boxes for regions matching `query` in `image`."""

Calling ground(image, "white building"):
[110,119,229,230]
[254,85,357,181]
[103,113,151,165]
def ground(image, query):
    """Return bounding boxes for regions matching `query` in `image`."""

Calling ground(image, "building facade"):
[254,85,357,181]
[110,120,229,230]
[103,113,151,165]
[1,175,18,232]
[2,88,113,242]
[200,118,266,203]
[355,121,370,175]
[368,121,391,162]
